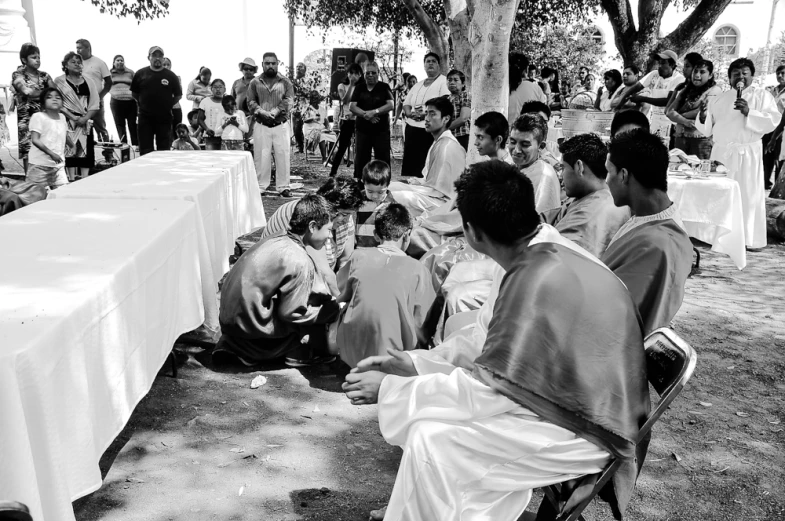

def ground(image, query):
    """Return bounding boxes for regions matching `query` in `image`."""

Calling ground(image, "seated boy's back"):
[331,204,436,367]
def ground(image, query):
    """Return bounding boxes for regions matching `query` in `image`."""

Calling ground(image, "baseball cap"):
[148,46,164,56]
[655,50,678,63]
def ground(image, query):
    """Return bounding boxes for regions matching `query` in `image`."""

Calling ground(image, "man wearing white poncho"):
[696,58,781,248]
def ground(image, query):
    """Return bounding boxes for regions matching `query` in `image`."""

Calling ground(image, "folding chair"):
[0,501,32,521]
[535,327,698,521]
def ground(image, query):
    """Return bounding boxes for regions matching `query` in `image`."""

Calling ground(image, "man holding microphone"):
[697,58,781,250]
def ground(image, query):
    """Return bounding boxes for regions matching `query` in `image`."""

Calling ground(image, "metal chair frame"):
[537,327,698,521]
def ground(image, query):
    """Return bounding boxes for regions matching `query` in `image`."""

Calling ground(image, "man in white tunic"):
[696,58,781,248]
[344,160,650,521]
[389,96,466,218]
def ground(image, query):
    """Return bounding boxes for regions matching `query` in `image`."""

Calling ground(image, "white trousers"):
[253,123,290,191]
[379,370,610,521]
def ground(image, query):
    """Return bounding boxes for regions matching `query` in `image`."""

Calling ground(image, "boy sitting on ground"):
[214,194,341,368]
[329,203,436,368]
[355,160,396,248]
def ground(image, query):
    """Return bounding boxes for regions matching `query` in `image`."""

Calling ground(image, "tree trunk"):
[602,0,734,70]
[444,0,472,85]
[400,0,449,73]
[765,197,785,240]
[465,0,521,163]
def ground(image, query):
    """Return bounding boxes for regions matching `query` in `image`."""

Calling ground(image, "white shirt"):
[216,110,249,140]
[403,75,450,128]
[28,112,67,167]
[508,81,546,122]
[81,55,110,93]
[640,70,684,116]
[199,97,225,134]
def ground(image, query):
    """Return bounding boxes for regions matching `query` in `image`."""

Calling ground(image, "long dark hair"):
[603,69,622,97]
[508,53,529,92]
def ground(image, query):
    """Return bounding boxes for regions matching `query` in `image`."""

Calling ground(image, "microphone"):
[736,81,744,99]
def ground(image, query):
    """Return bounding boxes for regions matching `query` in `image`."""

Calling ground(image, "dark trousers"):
[110,98,138,146]
[171,107,183,141]
[354,127,391,179]
[138,115,173,155]
[763,131,781,187]
[330,119,355,177]
[294,114,304,152]
[401,124,434,177]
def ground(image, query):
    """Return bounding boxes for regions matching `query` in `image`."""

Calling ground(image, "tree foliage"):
[82,0,169,20]
[284,0,443,38]
[511,24,609,89]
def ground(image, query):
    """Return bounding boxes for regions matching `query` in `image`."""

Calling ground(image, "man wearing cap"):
[616,50,684,117]
[131,46,183,155]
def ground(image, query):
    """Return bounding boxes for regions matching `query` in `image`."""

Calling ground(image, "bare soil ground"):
[69,154,784,521]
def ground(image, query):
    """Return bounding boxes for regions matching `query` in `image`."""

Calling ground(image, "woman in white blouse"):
[401,52,450,176]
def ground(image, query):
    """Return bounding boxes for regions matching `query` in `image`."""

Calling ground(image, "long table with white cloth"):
[667,173,746,269]
[47,151,266,328]
[0,199,211,521]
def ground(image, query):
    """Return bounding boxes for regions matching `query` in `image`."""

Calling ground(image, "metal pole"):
[289,17,295,79]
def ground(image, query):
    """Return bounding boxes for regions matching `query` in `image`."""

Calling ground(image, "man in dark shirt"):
[131,46,183,155]
[350,61,394,179]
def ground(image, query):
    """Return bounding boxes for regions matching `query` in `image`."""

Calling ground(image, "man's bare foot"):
[369,505,386,520]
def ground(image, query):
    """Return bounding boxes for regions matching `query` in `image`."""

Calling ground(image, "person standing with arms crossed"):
[349,61,393,179]
[76,39,112,142]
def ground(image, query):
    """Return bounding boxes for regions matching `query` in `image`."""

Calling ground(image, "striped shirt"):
[355,192,396,248]
[247,73,294,119]
[261,199,355,268]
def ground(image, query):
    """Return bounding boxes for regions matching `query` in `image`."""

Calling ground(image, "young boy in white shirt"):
[27,88,68,189]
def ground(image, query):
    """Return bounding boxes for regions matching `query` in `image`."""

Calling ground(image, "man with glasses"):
[349,61,394,179]
[247,52,295,196]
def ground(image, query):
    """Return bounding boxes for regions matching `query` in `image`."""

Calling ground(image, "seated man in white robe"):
[389,96,466,218]
[601,128,693,335]
[542,133,630,257]
[696,57,780,249]
[432,113,564,320]
[410,110,513,269]
[343,160,651,521]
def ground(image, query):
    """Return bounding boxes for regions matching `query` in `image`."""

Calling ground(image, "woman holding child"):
[54,51,99,180]
[667,59,721,159]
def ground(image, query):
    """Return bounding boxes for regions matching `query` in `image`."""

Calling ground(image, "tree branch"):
[659,0,734,55]
[600,0,637,61]
[399,0,449,70]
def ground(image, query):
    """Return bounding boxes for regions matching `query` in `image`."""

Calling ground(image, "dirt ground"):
[69,154,785,521]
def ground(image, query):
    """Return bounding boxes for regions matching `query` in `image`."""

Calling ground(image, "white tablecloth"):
[132,150,266,238]
[47,151,264,326]
[668,174,747,269]
[0,199,208,521]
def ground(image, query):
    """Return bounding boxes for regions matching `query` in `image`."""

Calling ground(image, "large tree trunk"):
[601,0,734,70]
[400,0,450,73]
[444,0,472,85]
[465,0,521,163]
